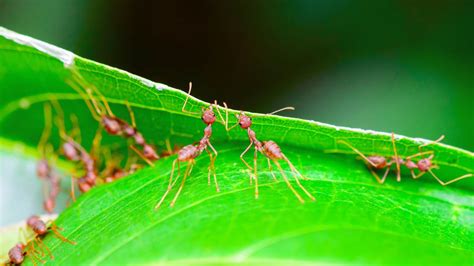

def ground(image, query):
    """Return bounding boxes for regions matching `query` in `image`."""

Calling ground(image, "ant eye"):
[239,122,242,125]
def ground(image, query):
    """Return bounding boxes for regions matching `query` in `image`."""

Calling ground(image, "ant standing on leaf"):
[5,241,43,266]
[23,215,76,261]
[338,134,473,185]
[155,83,220,209]
[215,103,315,203]
[66,68,159,165]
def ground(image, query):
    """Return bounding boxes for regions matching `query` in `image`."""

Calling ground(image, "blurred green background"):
[0,0,472,151]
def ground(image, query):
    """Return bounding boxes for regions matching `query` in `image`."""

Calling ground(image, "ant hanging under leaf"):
[66,67,159,165]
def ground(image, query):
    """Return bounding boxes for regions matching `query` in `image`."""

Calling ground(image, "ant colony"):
[5,66,472,265]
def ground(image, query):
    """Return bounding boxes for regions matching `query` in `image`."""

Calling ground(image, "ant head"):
[201,106,216,125]
[236,112,252,129]
[26,215,40,227]
[15,243,25,250]
[417,157,433,172]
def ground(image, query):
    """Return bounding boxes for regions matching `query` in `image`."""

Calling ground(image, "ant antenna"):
[38,103,52,156]
[267,106,295,115]
[419,135,445,150]
[50,99,68,140]
[337,140,379,168]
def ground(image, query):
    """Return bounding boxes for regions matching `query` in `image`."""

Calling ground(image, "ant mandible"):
[215,103,315,203]
[155,83,220,209]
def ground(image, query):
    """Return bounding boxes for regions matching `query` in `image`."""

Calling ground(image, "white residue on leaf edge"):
[0,26,75,67]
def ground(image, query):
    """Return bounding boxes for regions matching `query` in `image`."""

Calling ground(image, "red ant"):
[22,215,76,261]
[100,148,141,183]
[36,103,61,213]
[339,134,473,185]
[66,69,159,164]
[50,100,98,194]
[216,103,315,203]
[4,242,43,266]
[155,83,219,209]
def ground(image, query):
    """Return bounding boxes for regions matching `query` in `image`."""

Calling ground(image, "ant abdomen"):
[367,156,387,169]
[263,141,284,159]
[8,243,25,264]
[178,145,199,161]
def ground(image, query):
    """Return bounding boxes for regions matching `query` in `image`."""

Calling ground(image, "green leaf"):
[1,27,473,265]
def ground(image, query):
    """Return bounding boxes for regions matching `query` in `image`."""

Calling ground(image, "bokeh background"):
[1,0,472,151]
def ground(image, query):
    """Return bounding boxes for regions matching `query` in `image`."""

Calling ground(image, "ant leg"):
[35,237,54,259]
[253,147,259,199]
[266,158,277,181]
[282,155,315,201]
[267,106,295,115]
[65,79,103,121]
[282,154,308,180]
[221,102,240,131]
[50,224,76,245]
[205,149,213,186]
[379,167,391,184]
[207,141,219,192]
[240,142,255,184]
[170,162,194,207]
[70,176,76,202]
[273,160,304,203]
[337,140,379,168]
[369,168,384,184]
[165,139,173,154]
[125,101,137,128]
[428,169,473,186]
[181,82,200,115]
[129,145,154,166]
[405,151,434,160]
[155,159,180,210]
[90,124,103,157]
[38,103,52,155]
[419,135,445,151]
[26,242,45,265]
[410,170,426,179]
[69,114,82,144]
[391,133,401,182]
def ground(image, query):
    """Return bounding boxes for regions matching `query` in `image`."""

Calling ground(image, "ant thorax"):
[404,159,417,169]
[178,145,199,161]
[367,156,387,169]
